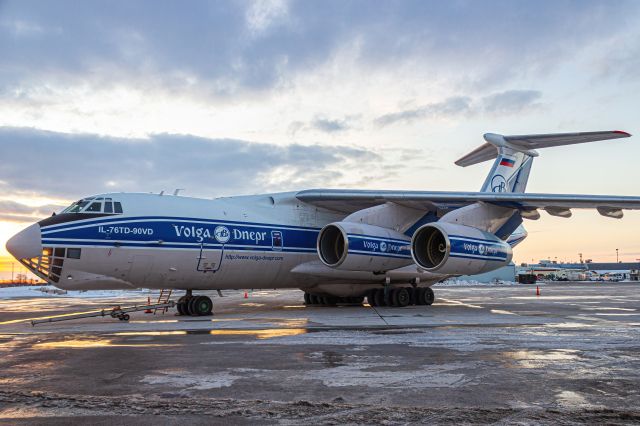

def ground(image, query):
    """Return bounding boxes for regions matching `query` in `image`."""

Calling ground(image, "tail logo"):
[491,175,507,193]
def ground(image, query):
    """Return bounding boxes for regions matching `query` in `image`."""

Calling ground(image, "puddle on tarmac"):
[491,309,518,315]
[33,338,180,349]
[113,331,188,336]
[501,349,581,368]
[209,328,306,339]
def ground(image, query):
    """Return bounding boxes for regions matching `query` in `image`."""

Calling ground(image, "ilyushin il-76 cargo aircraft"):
[7,131,640,316]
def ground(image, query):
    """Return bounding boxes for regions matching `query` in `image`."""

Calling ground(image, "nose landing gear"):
[176,290,213,316]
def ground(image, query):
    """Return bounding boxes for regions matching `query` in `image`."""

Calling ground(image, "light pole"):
[616,248,619,263]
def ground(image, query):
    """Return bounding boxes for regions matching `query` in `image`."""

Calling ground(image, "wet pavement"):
[1,282,640,424]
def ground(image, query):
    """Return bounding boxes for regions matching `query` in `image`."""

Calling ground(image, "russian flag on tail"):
[499,157,515,167]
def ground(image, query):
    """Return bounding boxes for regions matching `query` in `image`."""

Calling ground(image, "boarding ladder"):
[154,289,173,315]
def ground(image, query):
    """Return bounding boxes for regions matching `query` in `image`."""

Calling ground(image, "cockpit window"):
[60,198,123,215]
[62,200,89,213]
[84,202,102,212]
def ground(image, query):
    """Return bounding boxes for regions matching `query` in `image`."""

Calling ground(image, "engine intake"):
[317,222,413,272]
[411,223,512,275]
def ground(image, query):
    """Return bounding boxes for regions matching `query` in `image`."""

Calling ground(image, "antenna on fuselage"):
[173,189,184,196]
[159,190,165,196]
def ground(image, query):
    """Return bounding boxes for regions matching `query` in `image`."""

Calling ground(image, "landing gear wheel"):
[396,288,410,307]
[390,289,400,307]
[309,294,319,305]
[416,288,427,305]
[176,296,189,315]
[324,296,338,306]
[374,289,386,307]
[191,296,213,315]
[367,290,378,306]
[422,287,435,306]
[304,292,311,305]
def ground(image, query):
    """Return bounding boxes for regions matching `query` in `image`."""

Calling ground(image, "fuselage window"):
[104,202,113,213]
[114,202,123,214]
[85,202,102,212]
[66,248,81,259]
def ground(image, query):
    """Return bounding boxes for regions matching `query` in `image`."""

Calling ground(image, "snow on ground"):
[436,279,519,287]
[0,285,149,299]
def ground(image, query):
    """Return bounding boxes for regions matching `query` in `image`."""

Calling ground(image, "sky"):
[1,0,640,279]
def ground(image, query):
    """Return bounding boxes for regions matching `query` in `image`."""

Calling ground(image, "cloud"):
[311,117,351,133]
[481,90,542,115]
[375,89,543,126]
[0,200,63,223]
[0,1,637,99]
[0,126,382,200]
[375,96,472,127]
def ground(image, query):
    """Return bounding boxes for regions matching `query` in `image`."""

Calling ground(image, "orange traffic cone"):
[144,296,153,313]
[244,291,248,299]
[536,286,540,296]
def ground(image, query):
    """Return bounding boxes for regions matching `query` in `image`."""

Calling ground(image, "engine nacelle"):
[411,222,512,275]
[317,222,413,271]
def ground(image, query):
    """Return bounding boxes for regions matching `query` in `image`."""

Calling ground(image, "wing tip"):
[613,130,632,137]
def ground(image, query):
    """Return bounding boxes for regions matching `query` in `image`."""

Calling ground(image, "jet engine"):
[411,222,512,275]
[317,222,413,271]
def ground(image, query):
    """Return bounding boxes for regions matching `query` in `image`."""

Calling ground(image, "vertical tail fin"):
[479,148,534,193]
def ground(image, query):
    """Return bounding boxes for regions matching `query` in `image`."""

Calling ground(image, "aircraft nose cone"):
[5,223,42,260]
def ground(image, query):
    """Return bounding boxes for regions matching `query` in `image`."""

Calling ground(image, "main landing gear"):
[367,287,434,308]
[303,293,365,306]
[176,290,213,316]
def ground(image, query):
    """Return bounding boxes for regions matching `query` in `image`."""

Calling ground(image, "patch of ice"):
[140,371,239,389]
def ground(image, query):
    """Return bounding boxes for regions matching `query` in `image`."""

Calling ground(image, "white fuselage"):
[31,192,448,297]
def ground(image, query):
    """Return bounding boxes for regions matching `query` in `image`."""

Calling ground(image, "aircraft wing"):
[296,189,640,218]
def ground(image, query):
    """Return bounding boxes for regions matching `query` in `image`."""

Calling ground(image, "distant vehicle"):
[6,130,640,315]
[517,273,537,284]
[602,273,625,282]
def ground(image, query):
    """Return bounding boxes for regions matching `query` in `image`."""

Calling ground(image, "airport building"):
[517,261,640,281]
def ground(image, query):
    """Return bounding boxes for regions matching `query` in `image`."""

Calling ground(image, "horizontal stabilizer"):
[456,130,631,167]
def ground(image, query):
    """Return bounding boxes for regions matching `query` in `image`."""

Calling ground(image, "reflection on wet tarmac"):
[33,338,180,349]
[209,328,306,339]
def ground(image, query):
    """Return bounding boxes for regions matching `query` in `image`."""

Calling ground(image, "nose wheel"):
[177,293,213,316]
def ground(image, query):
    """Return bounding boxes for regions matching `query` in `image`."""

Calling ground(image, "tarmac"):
[1,281,640,424]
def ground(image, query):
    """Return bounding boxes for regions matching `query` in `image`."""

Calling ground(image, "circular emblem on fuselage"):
[380,241,387,252]
[491,174,507,193]
[214,226,231,243]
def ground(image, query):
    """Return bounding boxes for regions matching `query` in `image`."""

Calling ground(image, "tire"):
[367,290,377,306]
[193,296,213,315]
[374,288,386,307]
[177,301,185,315]
[390,289,400,307]
[416,288,427,305]
[303,292,311,305]
[396,288,410,307]
[423,287,435,306]
[187,297,198,315]
[122,314,130,321]
[309,294,319,305]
